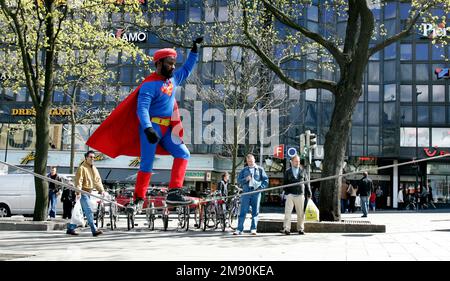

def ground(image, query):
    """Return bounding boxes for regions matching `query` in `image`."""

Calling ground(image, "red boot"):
[134,171,152,201]
[166,158,191,205]
[168,158,188,189]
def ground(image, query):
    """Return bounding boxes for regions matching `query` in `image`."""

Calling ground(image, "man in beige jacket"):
[67,150,105,236]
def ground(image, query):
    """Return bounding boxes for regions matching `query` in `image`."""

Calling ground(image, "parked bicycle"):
[227,186,242,230]
[202,191,226,232]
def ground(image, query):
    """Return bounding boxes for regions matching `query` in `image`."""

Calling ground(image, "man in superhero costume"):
[87,37,203,210]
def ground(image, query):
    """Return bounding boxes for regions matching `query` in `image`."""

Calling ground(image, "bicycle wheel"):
[109,204,117,230]
[217,205,226,232]
[147,202,155,231]
[194,204,203,229]
[127,212,135,231]
[177,206,189,231]
[95,202,102,227]
[228,206,239,230]
[162,206,169,231]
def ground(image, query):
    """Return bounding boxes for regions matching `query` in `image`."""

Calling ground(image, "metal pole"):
[4,123,9,162]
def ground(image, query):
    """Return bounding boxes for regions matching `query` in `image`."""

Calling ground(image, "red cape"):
[86,73,184,158]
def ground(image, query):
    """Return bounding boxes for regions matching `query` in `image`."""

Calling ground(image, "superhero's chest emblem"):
[160,81,174,96]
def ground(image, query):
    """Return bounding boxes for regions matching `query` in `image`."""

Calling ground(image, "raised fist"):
[191,36,204,53]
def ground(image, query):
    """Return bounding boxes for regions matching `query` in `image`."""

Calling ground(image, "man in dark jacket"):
[47,166,62,219]
[281,155,311,235]
[61,185,76,219]
[358,171,373,217]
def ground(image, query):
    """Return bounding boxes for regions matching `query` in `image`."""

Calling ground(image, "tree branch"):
[242,2,336,93]
[368,5,430,57]
[261,0,346,68]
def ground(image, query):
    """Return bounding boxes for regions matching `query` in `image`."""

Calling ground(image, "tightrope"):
[1,153,449,212]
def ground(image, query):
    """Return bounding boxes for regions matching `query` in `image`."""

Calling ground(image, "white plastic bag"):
[70,200,84,226]
[305,199,320,222]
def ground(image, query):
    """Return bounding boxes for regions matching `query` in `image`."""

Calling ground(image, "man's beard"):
[161,66,173,78]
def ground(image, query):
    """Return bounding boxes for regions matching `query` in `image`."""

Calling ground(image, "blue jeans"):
[340,199,348,214]
[67,194,97,234]
[237,192,261,232]
[360,196,369,216]
[48,191,57,218]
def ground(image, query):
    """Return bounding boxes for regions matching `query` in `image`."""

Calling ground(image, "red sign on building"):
[273,144,285,159]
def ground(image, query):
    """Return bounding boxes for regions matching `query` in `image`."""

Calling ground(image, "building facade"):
[0,0,449,206]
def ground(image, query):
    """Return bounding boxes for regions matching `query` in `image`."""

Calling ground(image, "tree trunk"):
[33,108,50,221]
[230,115,239,186]
[319,84,361,221]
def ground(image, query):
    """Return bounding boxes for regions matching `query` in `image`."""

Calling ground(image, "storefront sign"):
[185,171,206,180]
[129,157,140,167]
[110,29,147,43]
[11,107,71,116]
[273,144,284,159]
[420,23,449,39]
[423,146,450,157]
[20,152,35,165]
[435,68,449,79]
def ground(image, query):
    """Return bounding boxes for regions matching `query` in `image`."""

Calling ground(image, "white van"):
[0,173,98,217]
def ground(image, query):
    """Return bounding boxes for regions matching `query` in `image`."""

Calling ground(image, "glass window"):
[273,84,286,100]
[400,106,413,124]
[369,44,380,60]
[185,84,197,100]
[400,127,416,147]
[432,128,450,147]
[417,128,429,147]
[231,46,241,62]
[53,88,64,102]
[416,44,429,60]
[400,64,412,81]
[368,62,379,83]
[432,106,446,124]
[289,87,300,100]
[351,126,364,144]
[416,85,429,102]
[164,11,175,25]
[368,127,379,145]
[400,85,412,102]
[415,64,429,81]
[385,20,397,37]
[352,103,364,125]
[189,7,201,22]
[321,90,333,102]
[79,89,90,102]
[119,66,132,83]
[202,47,212,62]
[205,7,214,22]
[383,102,396,125]
[218,6,228,22]
[384,61,396,81]
[432,85,445,102]
[384,84,396,101]
[307,5,318,22]
[400,44,412,60]
[368,103,379,125]
[305,103,317,126]
[106,50,119,64]
[322,103,332,126]
[16,87,27,102]
[151,12,161,26]
[432,45,445,60]
[368,85,379,102]
[400,3,411,20]
[384,2,396,19]
[177,9,185,25]
[305,89,317,102]
[104,87,116,102]
[92,92,102,102]
[417,105,429,124]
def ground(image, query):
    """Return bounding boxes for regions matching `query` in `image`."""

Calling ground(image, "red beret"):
[153,48,177,62]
